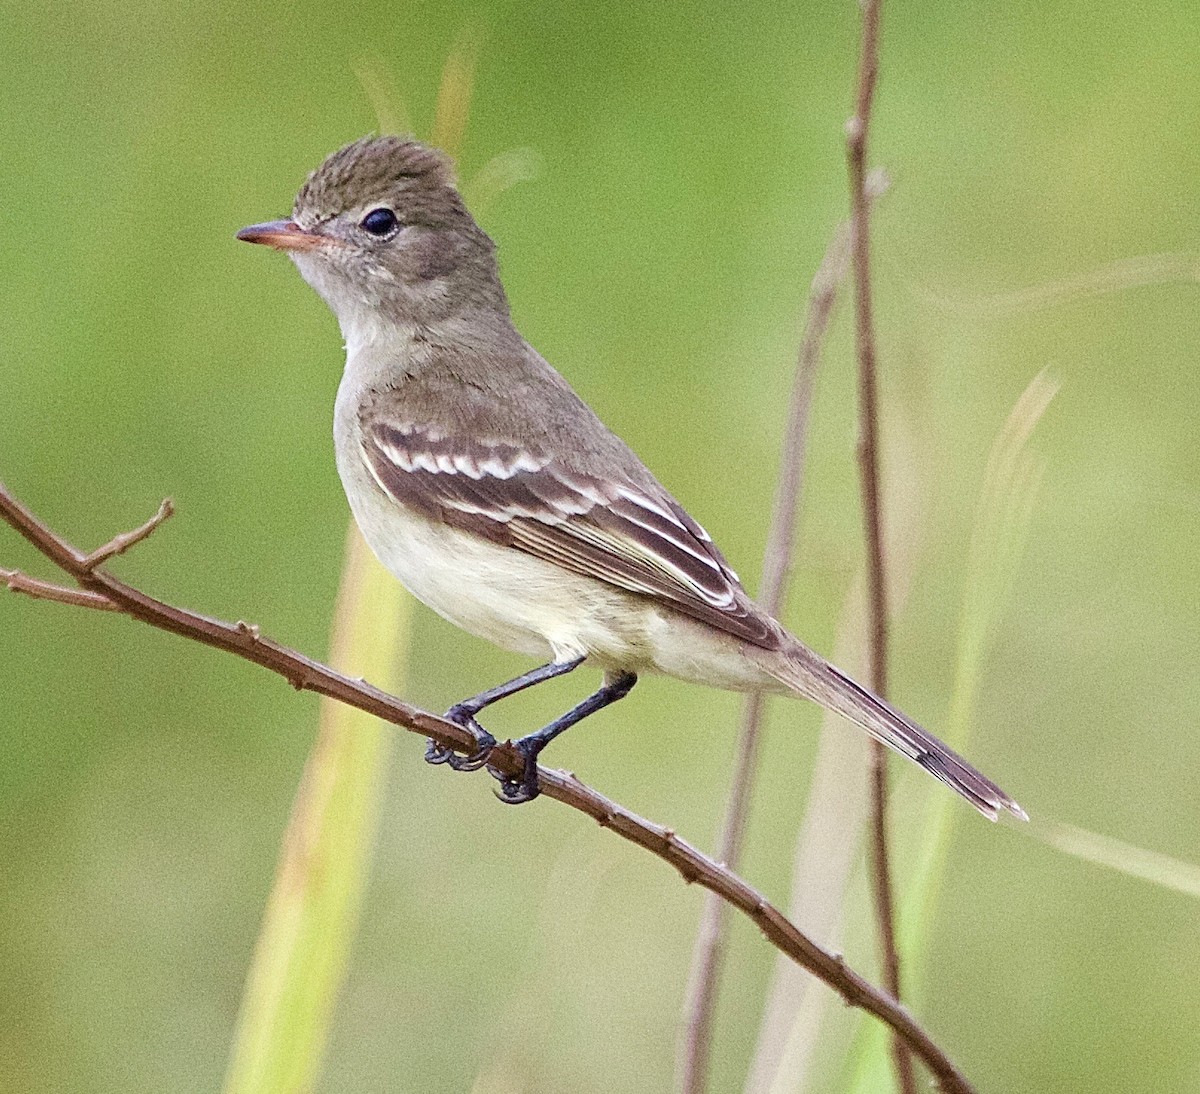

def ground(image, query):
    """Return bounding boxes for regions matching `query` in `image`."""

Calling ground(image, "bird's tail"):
[765,636,1026,822]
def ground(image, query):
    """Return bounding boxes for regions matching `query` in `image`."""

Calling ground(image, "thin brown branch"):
[846,1,916,1091]
[0,480,975,1094]
[81,497,174,569]
[676,220,854,1094]
[2,567,119,610]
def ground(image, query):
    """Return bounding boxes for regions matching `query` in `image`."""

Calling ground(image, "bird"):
[237,135,1024,820]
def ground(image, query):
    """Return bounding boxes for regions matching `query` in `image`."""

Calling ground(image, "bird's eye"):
[360,208,399,237]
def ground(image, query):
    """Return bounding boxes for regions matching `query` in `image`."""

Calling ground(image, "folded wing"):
[360,421,781,649]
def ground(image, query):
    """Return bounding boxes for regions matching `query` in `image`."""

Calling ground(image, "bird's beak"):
[236,219,328,252]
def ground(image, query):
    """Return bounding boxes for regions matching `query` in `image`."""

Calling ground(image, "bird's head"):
[238,136,504,329]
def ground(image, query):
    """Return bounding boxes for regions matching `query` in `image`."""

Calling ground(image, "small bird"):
[238,136,1024,820]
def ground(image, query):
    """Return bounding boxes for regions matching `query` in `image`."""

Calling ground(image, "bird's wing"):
[360,421,781,649]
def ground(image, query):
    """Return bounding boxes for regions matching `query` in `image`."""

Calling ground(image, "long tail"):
[766,636,1026,822]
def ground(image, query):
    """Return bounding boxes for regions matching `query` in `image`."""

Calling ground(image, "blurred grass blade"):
[844,370,1057,1093]
[465,148,544,216]
[943,370,1058,751]
[744,588,871,1094]
[911,370,1057,899]
[909,252,1200,318]
[223,526,407,1094]
[431,26,481,160]
[746,419,924,1094]
[1028,818,1200,900]
[353,54,412,137]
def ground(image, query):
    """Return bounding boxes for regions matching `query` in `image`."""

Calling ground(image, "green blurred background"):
[3,0,1199,1091]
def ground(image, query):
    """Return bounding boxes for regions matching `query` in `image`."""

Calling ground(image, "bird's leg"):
[425,655,586,771]
[490,670,638,804]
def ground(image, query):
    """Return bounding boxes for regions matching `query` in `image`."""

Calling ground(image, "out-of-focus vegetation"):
[2,2,1198,1092]
[223,527,405,1094]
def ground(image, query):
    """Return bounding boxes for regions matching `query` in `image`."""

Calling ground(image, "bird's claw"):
[488,740,542,804]
[425,707,496,772]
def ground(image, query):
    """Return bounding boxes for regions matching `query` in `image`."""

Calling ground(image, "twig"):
[676,220,854,1094]
[80,497,174,569]
[846,1,916,1092]
[0,479,976,1094]
[2,567,119,610]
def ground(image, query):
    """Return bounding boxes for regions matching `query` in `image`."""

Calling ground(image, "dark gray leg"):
[490,671,638,804]
[425,656,586,771]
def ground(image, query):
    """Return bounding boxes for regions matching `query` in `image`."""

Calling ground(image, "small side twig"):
[0,479,976,1094]
[81,497,174,570]
[2,567,119,610]
[676,218,854,1094]
[846,1,916,1092]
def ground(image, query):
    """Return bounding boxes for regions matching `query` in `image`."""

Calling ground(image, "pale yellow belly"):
[341,459,779,692]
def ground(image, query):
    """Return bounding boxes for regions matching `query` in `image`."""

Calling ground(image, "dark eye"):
[360,207,399,237]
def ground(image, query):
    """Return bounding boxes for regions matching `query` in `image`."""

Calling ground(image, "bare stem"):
[0,479,976,1094]
[81,497,174,569]
[846,1,917,1091]
[2,567,119,610]
[676,220,854,1094]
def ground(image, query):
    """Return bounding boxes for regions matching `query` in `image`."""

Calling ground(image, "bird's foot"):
[488,738,544,805]
[424,703,496,772]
